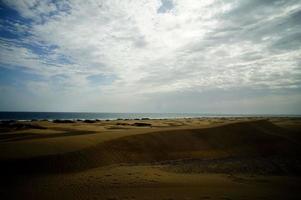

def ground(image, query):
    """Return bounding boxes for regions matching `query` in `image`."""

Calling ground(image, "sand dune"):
[1,120,300,175]
[1,118,301,200]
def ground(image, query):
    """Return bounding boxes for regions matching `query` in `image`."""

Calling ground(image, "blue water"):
[0,112,210,120]
[0,112,299,121]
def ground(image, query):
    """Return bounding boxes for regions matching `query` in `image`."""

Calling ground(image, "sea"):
[0,112,299,121]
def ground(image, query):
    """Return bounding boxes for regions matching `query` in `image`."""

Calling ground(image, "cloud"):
[0,0,300,113]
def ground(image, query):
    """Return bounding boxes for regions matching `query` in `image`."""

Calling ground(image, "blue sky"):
[0,0,301,114]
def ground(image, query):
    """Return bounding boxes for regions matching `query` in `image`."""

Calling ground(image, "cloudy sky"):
[0,0,300,114]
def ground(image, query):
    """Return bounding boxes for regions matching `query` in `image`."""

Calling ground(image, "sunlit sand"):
[1,117,300,200]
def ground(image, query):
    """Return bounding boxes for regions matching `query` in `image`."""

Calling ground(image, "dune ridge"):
[1,120,300,175]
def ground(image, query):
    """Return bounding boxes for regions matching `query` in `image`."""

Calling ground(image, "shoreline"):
[1,115,301,122]
[1,111,301,121]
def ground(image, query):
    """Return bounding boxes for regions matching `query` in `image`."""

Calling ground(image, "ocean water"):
[0,112,299,121]
[0,112,248,121]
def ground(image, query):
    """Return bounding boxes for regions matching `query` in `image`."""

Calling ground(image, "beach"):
[1,117,301,200]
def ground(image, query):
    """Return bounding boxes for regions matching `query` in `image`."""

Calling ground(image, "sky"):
[0,0,301,114]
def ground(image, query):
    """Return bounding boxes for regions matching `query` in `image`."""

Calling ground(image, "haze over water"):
[0,111,300,121]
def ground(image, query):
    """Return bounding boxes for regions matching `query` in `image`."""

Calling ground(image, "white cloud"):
[0,0,301,113]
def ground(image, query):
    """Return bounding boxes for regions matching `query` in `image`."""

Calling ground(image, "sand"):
[0,117,301,200]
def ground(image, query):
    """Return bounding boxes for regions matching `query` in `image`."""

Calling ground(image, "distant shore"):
[0,111,300,121]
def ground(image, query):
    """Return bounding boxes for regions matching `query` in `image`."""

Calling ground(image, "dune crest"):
[1,120,300,175]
